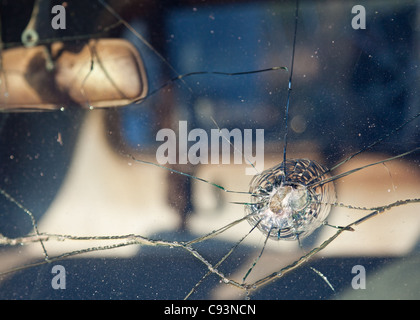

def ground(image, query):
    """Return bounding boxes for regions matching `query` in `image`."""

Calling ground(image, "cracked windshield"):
[0,0,419,302]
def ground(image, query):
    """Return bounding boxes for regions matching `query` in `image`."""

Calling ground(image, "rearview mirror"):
[0,38,148,111]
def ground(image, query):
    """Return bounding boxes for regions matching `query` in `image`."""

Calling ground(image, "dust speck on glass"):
[0,0,420,300]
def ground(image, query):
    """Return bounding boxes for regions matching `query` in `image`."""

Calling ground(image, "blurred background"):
[0,0,419,299]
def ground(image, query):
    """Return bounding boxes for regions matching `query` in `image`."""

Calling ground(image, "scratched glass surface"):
[0,0,420,300]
